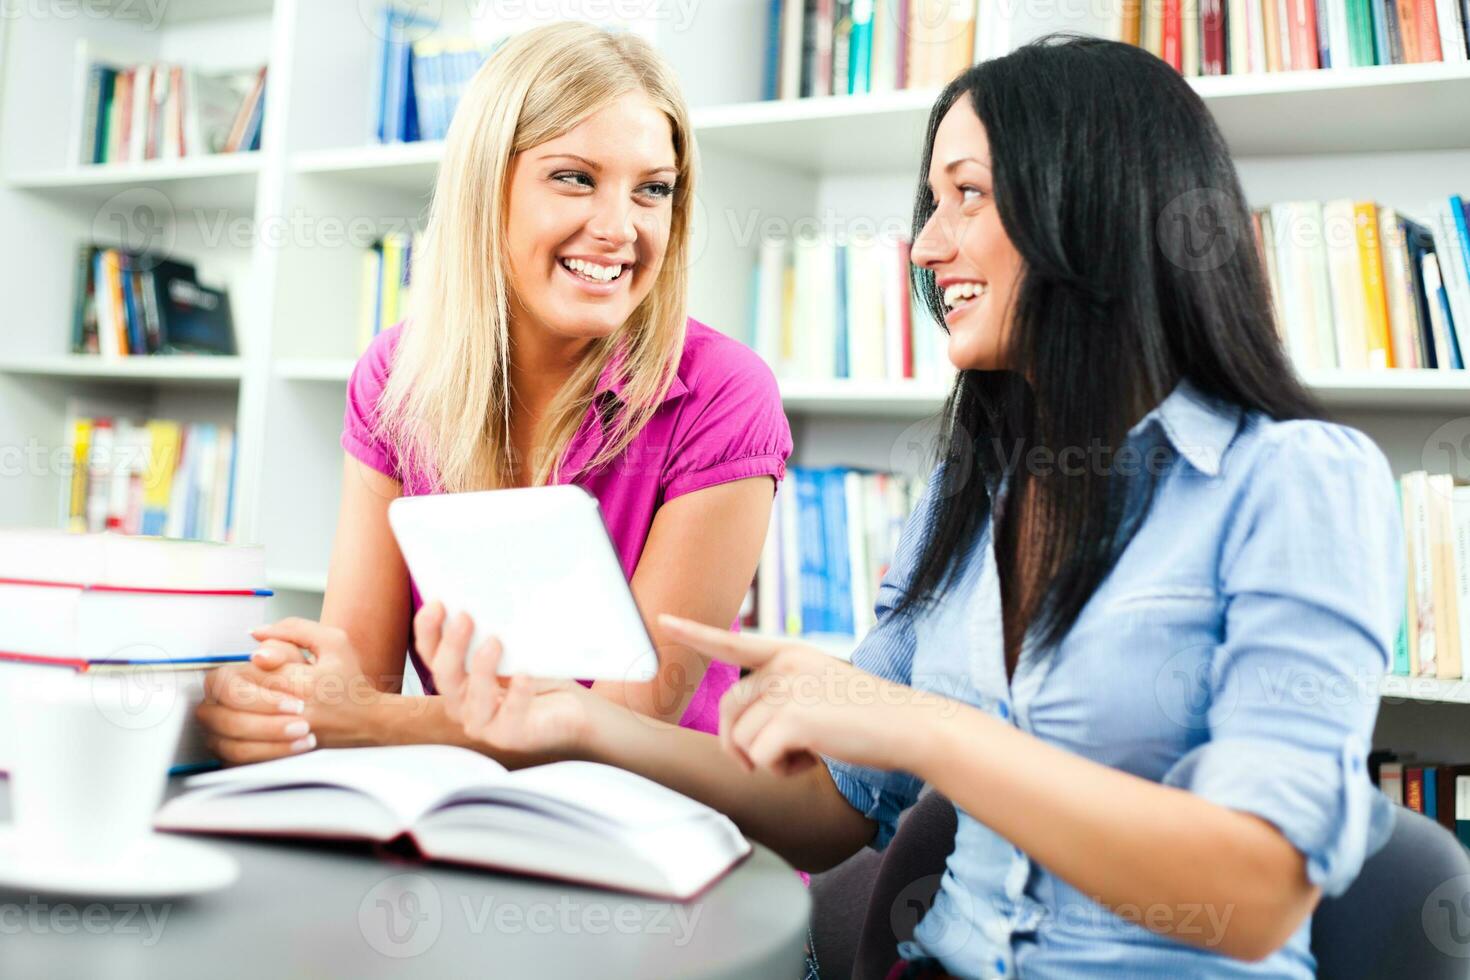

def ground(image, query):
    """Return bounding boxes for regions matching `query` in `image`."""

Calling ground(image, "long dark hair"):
[896,35,1322,648]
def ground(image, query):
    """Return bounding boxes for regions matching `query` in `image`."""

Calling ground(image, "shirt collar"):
[1126,380,1242,477]
[593,351,689,407]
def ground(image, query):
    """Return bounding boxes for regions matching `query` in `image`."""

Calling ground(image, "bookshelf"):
[2,0,1469,768]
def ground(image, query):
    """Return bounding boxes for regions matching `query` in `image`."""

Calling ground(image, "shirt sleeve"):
[1161,422,1403,896]
[825,470,940,849]
[340,327,401,481]
[660,345,793,502]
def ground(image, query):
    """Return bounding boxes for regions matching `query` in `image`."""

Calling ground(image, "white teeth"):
[562,258,624,282]
[943,281,988,310]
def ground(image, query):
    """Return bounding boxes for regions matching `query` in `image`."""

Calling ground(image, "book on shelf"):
[1116,0,1467,72]
[765,0,980,99]
[0,532,269,774]
[64,407,239,544]
[1373,753,1470,847]
[356,230,422,353]
[1254,196,1470,372]
[752,466,926,639]
[71,247,236,358]
[370,5,499,144]
[1395,471,1470,681]
[751,233,954,383]
[68,40,266,165]
[154,744,751,900]
[1123,0,1458,71]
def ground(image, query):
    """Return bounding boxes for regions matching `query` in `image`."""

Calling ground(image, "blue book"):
[821,469,854,636]
[1317,0,1333,66]
[794,469,829,634]
[1405,218,1439,368]
[763,0,783,100]
[1369,0,1390,64]
[1434,274,1463,370]
[1426,766,1439,822]
[119,254,146,355]
[849,0,873,94]
[1449,196,1470,366]
[834,245,849,379]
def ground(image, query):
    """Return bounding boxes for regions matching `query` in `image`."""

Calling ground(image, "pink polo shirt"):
[341,318,793,734]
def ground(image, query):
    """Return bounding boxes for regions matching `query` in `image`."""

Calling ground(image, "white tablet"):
[387,485,658,681]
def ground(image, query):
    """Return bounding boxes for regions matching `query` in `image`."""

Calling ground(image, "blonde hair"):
[374,22,696,491]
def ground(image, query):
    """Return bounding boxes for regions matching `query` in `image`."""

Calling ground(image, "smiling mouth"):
[943,281,989,312]
[559,257,628,283]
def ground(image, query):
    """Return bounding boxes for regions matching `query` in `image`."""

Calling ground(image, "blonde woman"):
[196,23,791,763]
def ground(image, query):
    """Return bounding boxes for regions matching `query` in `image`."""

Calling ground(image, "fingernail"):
[278,697,306,714]
[283,719,310,738]
[290,734,317,753]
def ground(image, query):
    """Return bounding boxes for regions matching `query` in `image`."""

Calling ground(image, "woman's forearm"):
[915,701,1318,961]
[577,697,874,872]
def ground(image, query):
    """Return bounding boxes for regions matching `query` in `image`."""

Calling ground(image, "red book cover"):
[1407,766,1425,813]
[1290,0,1321,68]
[1162,0,1184,70]
[1202,0,1227,72]
[898,239,915,378]
[1417,0,1444,59]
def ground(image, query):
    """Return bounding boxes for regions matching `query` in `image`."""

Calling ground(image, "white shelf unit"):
[1,0,1467,754]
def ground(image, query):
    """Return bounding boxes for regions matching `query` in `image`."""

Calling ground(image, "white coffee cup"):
[6,668,187,864]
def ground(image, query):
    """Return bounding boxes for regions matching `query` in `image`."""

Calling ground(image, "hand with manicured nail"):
[196,618,372,765]
[656,613,942,777]
[415,600,592,756]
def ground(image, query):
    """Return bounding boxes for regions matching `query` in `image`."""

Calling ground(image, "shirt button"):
[1350,754,1363,772]
[995,956,1008,975]
[997,702,1010,720]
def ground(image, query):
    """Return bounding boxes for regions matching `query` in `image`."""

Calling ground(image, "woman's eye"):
[552,171,594,189]
[961,185,988,204]
[638,181,675,200]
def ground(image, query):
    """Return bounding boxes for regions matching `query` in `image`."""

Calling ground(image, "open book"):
[153,745,750,900]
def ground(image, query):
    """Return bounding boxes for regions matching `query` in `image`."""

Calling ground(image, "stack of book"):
[71,247,236,358]
[64,411,239,544]
[1118,0,1468,74]
[764,0,982,99]
[1394,471,1470,681]
[371,6,498,143]
[750,235,954,383]
[0,531,269,772]
[1254,197,1470,372]
[72,44,266,165]
[356,231,422,353]
[1376,755,1470,847]
[753,467,927,638]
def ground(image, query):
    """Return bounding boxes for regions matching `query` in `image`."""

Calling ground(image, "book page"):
[183,745,509,827]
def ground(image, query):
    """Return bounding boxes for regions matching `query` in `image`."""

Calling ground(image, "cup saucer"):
[0,828,239,899]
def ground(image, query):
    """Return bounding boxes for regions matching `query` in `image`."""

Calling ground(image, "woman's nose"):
[910,211,955,268]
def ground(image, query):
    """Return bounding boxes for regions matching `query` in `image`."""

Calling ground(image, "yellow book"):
[379,235,404,334]
[142,420,182,537]
[67,417,93,533]
[1353,202,1395,370]
[1429,474,1463,680]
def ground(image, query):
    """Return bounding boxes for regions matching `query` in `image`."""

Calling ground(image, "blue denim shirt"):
[827,381,1403,979]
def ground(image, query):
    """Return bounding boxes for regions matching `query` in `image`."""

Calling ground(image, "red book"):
[1289,0,1321,68]
[897,239,915,379]
[1417,0,1444,60]
[1202,0,1227,72]
[1407,766,1425,813]
[1162,0,1184,70]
